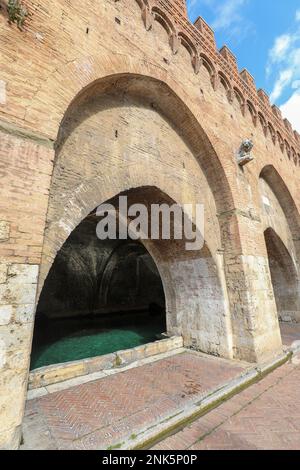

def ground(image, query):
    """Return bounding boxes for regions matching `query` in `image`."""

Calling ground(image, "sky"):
[186,0,300,132]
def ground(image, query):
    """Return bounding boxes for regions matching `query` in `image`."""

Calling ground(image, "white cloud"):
[296,9,300,22]
[280,90,300,133]
[267,11,300,103]
[292,79,300,89]
[187,0,251,41]
[270,69,294,102]
[211,0,247,30]
[269,34,293,63]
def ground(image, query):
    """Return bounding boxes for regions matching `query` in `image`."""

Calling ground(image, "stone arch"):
[264,227,300,323]
[260,165,300,250]
[291,147,297,166]
[246,99,257,126]
[267,122,276,145]
[259,164,300,324]
[151,6,179,54]
[218,71,233,102]
[277,131,284,152]
[37,184,233,359]
[200,53,217,89]
[233,86,245,115]
[177,32,200,72]
[56,73,234,215]
[36,73,235,359]
[284,140,291,160]
[151,6,176,36]
[258,112,267,136]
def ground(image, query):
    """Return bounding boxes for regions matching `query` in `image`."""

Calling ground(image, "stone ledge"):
[28,336,184,390]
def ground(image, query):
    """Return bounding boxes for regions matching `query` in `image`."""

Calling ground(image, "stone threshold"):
[126,340,300,450]
[27,336,184,394]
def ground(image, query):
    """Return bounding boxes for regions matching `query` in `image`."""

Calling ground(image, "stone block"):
[7,264,39,285]
[29,361,86,389]
[0,425,21,450]
[0,323,33,358]
[84,353,116,373]
[0,370,28,428]
[14,304,35,324]
[169,336,184,348]
[0,283,37,305]
[115,349,137,366]
[144,341,162,357]
[132,344,147,361]
[6,346,31,371]
[0,305,13,326]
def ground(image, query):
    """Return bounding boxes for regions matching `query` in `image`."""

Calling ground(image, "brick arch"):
[25,55,236,208]
[56,73,234,215]
[151,6,176,35]
[37,73,238,357]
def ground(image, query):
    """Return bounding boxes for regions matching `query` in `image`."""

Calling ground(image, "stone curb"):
[28,336,184,390]
[124,347,297,450]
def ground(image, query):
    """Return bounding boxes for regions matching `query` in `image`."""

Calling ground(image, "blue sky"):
[186,0,300,132]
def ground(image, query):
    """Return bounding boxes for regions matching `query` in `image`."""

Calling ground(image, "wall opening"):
[264,227,300,345]
[30,210,166,370]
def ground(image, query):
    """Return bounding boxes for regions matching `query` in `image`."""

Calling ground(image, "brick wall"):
[0,0,299,449]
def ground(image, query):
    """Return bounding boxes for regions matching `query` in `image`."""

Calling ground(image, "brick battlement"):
[136,0,300,166]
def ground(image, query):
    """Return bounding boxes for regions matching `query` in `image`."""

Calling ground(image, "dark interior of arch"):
[30,212,166,370]
[264,227,299,323]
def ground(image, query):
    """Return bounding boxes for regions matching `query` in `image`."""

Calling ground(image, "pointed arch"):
[260,165,300,271]
[218,71,233,102]
[268,122,276,144]
[151,6,176,36]
[200,53,217,89]
[246,99,257,126]
[233,86,245,114]
[264,227,300,323]
[258,112,267,135]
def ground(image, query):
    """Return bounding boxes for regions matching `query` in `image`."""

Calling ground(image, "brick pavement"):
[21,351,245,450]
[152,352,300,450]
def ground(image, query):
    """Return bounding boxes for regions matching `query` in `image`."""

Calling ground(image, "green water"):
[30,316,164,370]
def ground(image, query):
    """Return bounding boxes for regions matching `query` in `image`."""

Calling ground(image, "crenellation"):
[257,89,270,107]
[141,1,300,160]
[219,46,238,73]
[272,105,282,120]
[194,16,217,49]
[240,69,256,92]
[284,118,293,135]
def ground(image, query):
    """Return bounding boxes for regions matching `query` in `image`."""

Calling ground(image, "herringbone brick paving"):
[22,351,245,450]
[152,352,300,450]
